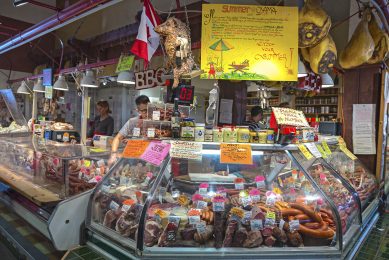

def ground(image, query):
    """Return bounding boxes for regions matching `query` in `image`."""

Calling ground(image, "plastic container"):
[266,129,274,144]
[213,128,223,142]
[180,118,195,141]
[237,127,250,143]
[223,127,238,143]
[195,124,205,142]
[258,130,267,144]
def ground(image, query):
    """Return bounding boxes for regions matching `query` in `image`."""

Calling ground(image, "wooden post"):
[376,71,388,182]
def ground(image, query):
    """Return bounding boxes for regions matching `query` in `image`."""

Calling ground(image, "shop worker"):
[88,101,114,138]
[249,106,267,131]
[109,95,150,164]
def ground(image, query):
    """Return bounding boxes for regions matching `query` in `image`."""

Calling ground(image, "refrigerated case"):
[0,133,110,250]
[85,141,378,259]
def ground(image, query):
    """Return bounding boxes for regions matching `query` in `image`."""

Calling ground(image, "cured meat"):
[144,221,162,247]
[367,13,389,64]
[180,226,197,241]
[272,226,288,243]
[339,11,375,69]
[287,231,304,247]
[243,230,263,248]
[194,225,214,244]
[158,222,179,247]
[215,212,226,248]
[262,227,273,237]
[308,34,337,74]
[232,227,248,247]
[299,0,331,47]
[103,210,120,229]
[264,235,276,247]
[223,220,238,247]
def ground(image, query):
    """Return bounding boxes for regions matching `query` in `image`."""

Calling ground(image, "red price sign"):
[176,85,194,105]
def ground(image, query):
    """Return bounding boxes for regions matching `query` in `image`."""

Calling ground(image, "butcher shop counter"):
[83,140,379,259]
[0,133,111,251]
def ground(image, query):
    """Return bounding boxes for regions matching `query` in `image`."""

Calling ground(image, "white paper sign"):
[352,104,376,155]
[272,107,309,127]
[170,141,202,160]
[305,143,322,158]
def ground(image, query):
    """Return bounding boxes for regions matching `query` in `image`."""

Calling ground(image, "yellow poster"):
[201,4,298,81]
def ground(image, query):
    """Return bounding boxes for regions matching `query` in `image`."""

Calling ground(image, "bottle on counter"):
[180,118,195,141]
[171,98,181,139]
[204,126,213,142]
[195,123,205,142]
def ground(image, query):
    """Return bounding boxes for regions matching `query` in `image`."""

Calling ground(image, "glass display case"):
[0,134,110,216]
[87,141,377,259]
[0,89,29,134]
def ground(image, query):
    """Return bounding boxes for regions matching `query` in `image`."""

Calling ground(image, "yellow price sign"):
[266,211,276,220]
[321,141,332,155]
[316,144,328,159]
[298,144,313,160]
[339,145,357,161]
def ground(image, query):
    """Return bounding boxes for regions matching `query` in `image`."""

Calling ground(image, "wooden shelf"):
[295,94,338,98]
[295,104,338,106]
[302,113,338,115]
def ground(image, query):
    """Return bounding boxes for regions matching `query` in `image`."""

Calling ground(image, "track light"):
[33,78,45,92]
[53,74,69,91]
[81,70,98,88]
[17,81,31,94]
[117,71,135,84]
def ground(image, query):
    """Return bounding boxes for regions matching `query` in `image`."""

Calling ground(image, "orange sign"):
[220,144,253,165]
[122,140,150,158]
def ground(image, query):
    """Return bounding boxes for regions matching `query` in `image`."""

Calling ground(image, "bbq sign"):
[200,4,298,81]
[135,68,167,90]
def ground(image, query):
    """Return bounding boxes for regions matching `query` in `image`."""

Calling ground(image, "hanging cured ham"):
[308,34,337,74]
[367,12,389,64]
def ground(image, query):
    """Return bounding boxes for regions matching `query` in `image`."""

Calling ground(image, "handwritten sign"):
[201,4,298,81]
[140,142,171,166]
[116,54,135,73]
[220,144,252,165]
[322,141,332,155]
[122,140,150,159]
[272,107,309,127]
[316,144,328,159]
[304,143,322,158]
[170,141,202,160]
[298,144,313,160]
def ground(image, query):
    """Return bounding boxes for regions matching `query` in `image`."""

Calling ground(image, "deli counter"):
[0,133,110,250]
[84,140,379,259]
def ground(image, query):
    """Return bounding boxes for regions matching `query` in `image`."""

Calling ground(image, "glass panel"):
[90,158,165,244]
[325,143,378,210]
[143,148,338,249]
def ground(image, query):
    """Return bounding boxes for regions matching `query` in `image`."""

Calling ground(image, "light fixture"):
[16,81,31,95]
[298,58,308,78]
[81,69,98,88]
[53,74,69,91]
[13,0,28,7]
[33,78,45,92]
[321,73,334,88]
[117,71,135,84]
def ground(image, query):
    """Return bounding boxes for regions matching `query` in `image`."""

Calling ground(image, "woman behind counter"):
[88,101,114,137]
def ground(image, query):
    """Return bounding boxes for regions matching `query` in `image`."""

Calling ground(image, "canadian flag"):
[130,0,161,68]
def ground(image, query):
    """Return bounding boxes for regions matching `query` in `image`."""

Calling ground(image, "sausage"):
[294,214,310,221]
[323,217,334,225]
[320,209,334,220]
[298,222,335,239]
[258,206,268,213]
[289,203,323,223]
[280,208,304,216]
[303,222,321,229]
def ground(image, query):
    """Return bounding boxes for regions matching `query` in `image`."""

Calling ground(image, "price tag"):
[305,143,322,158]
[298,144,313,160]
[147,128,156,138]
[120,176,128,185]
[140,141,171,166]
[196,200,208,209]
[220,144,253,165]
[213,201,225,212]
[97,159,105,167]
[121,204,131,212]
[188,215,201,225]
[240,196,252,207]
[250,219,263,231]
[316,144,327,159]
[168,215,181,226]
[133,127,141,137]
[264,217,276,227]
[266,211,276,220]
[279,219,285,230]
[322,141,332,155]
[109,201,120,211]
[266,196,276,206]
[122,140,150,159]
[199,188,208,196]
[242,210,252,224]
[339,145,357,160]
[101,185,110,193]
[235,182,244,190]
[289,219,300,232]
[152,110,161,121]
[196,221,207,234]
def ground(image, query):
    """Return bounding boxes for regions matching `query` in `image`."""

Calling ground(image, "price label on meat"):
[122,140,150,159]
[339,145,358,160]
[201,4,298,81]
[272,107,310,127]
[170,141,202,160]
[298,144,313,160]
[220,144,253,165]
[250,219,263,231]
[322,141,332,155]
[140,142,171,166]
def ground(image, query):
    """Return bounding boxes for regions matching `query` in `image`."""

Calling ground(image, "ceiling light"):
[17,81,31,95]
[33,78,45,92]
[81,69,98,88]
[117,71,135,85]
[321,73,334,88]
[53,74,69,91]
[298,58,308,78]
[13,0,28,7]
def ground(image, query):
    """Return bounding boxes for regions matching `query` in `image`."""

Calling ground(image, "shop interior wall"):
[342,64,382,174]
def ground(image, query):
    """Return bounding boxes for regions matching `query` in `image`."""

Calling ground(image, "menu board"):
[220,144,252,165]
[272,107,309,127]
[200,4,298,81]
[170,141,202,160]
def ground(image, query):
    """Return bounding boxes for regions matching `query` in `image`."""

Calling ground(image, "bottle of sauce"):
[171,98,181,139]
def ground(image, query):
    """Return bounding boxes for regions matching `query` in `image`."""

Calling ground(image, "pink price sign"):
[140,141,171,166]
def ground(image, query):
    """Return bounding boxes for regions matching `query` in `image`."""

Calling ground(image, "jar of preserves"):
[237,127,250,143]
[180,118,195,140]
[258,130,267,144]
[223,126,238,143]
[195,124,205,142]
[204,126,213,142]
[213,128,223,142]
[266,129,274,144]
[250,131,259,143]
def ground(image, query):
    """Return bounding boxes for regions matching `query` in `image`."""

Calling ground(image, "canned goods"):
[258,130,267,144]
[266,129,274,144]
[250,132,259,143]
[237,127,250,143]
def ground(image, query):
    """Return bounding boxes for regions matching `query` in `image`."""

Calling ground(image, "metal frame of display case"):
[85,142,379,260]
